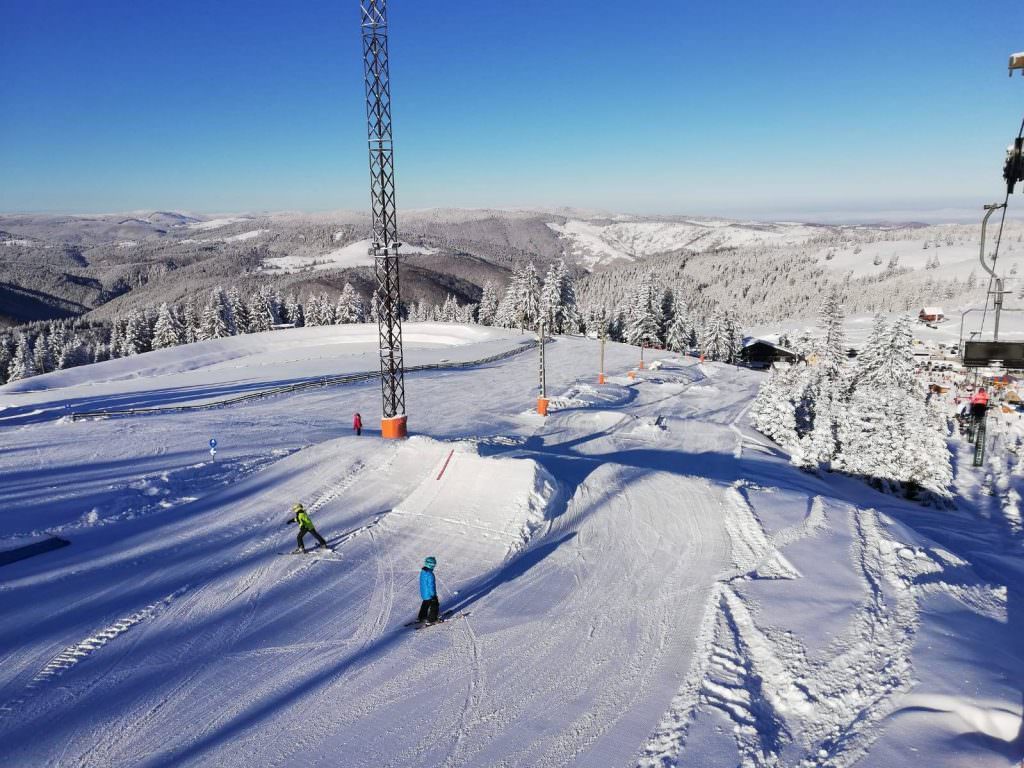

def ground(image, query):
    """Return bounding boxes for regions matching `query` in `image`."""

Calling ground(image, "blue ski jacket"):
[420,567,437,600]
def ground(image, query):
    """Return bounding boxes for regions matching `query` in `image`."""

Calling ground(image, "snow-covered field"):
[0,323,1020,767]
[548,219,823,269]
[262,238,438,273]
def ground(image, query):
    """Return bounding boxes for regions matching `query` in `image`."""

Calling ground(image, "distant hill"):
[0,208,1012,326]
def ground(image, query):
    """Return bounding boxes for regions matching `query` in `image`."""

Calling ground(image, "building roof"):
[742,338,797,356]
[919,306,944,315]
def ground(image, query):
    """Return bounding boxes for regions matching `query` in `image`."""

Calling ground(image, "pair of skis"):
[277,545,342,561]
[403,609,470,629]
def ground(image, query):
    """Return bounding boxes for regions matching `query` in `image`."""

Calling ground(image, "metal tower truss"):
[361,0,407,438]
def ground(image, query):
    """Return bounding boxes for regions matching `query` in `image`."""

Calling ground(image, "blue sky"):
[2,0,1023,219]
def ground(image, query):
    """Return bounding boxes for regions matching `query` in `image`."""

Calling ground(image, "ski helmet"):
[292,502,304,513]
[424,556,437,569]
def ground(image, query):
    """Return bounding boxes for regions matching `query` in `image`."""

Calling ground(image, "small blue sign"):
[209,438,217,448]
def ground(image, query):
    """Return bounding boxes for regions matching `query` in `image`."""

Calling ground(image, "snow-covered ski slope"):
[0,323,1020,767]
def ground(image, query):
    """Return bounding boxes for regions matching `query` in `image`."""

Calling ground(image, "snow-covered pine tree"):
[152,302,184,349]
[284,293,304,328]
[477,281,499,326]
[317,292,337,325]
[723,311,742,364]
[60,333,89,369]
[793,381,837,471]
[835,386,903,490]
[538,259,578,334]
[857,314,915,394]
[817,288,846,381]
[209,287,235,335]
[749,365,799,448]
[182,302,201,342]
[541,263,562,332]
[199,290,230,340]
[8,333,36,381]
[494,275,518,329]
[666,312,689,354]
[900,394,953,497]
[229,287,251,333]
[659,288,676,345]
[47,324,68,369]
[436,294,456,323]
[335,283,364,324]
[699,310,731,361]
[625,278,661,349]
[121,310,151,356]
[31,329,52,374]
[0,338,11,384]
[519,262,542,330]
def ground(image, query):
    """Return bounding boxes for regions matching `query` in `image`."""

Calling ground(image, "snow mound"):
[391,440,559,555]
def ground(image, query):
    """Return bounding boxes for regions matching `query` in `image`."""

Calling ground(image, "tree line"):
[0,256,751,385]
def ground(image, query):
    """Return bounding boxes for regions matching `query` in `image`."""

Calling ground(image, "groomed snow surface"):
[0,323,1020,767]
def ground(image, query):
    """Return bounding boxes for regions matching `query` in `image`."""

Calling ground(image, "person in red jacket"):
[353,412,362,437]
[970,387,990,420]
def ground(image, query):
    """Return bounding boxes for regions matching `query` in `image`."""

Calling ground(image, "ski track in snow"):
[638,495,1010,768]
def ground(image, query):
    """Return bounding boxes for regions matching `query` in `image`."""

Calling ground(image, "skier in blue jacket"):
[418,556,440,623]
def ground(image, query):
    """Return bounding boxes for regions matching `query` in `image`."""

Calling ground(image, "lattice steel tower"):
[361,0,407,438]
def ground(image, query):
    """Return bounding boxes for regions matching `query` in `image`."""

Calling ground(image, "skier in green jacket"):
[286,502,329,553]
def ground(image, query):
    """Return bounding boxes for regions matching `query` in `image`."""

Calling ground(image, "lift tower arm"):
[361,0,407,438]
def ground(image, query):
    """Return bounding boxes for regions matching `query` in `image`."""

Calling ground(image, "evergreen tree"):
[793,381,838,471]
[199,290,230,340]
[519,262,542,330]
[335,283,365,324]
[284,293,304,328]
[857,314,915,394]
[48,324,68,369]
[33,330,53,373]
[817,289,846,381]
[0,338,11,384]
[183,302,201,342]
[699,310,731,361]
[121,310,152,355]
[152,302,184,349]
[440,293,460,323]
[666,311,690,354]
[478,281,499,326]
[228,287,251,333]
[750,365,799,448]
[659,288,676,344]
[625,278,661,348]
[60,333,89,369]
[8,333,36,381]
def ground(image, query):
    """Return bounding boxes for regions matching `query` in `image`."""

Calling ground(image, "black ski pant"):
[297,527,328,550]
[418,596,439,622]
